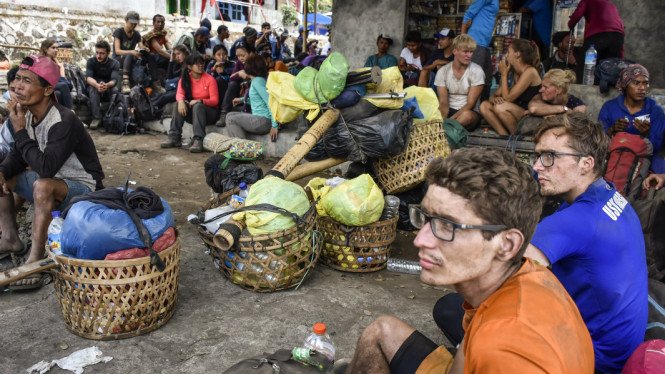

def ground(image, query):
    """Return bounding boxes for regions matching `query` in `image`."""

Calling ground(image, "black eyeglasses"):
[529,151,585,167]
[409,205,507,242]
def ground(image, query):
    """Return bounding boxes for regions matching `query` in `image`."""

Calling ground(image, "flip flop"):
[4,271,53,292]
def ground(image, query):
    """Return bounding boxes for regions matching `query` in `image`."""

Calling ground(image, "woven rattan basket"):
[318,215,398,272]
[52,238,180,340]
[373,120,450,194]
[198,192,321,292]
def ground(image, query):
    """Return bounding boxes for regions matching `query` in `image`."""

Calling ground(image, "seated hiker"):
[160,53,219,153]
[255,22,276,51]
[525,113,647,372]
[152,45,190,111]
[229,27,258,61]
[434,34,484,130]
[598,64,665,172]
[141,14,172,82]
[113,11,145,94]
[340,147,594,374]
[518,68,586,135]
[175,27,213,61]
[398,30,430,87]
[364,34,398,69]
[38,38,73,109]
[272,31,292,61]
[479,39,542,135]
[217,43,251,127]
[222,54,278,142]
[0,55,104,289]
[419,28,455,88]
[542,31,577,73]
[259,49,287,73]
[206,44,235,107]
[0,67,19,161]
[210,25,233,54]
[85,41,121,130]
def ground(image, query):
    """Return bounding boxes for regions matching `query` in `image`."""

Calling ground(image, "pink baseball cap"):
[19,55,60,87]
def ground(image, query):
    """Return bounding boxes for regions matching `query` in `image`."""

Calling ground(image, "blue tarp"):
[302,13,331,35]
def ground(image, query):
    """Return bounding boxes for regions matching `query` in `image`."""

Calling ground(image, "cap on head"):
[434,28,455,39]
[195,27,210,38]
[19,55,60,87]
[125,11,140,24]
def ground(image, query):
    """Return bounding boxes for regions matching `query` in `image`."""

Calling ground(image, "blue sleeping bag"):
[61,198,174,260]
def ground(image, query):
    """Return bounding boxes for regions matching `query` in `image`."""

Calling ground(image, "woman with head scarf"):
[599,64,665,172]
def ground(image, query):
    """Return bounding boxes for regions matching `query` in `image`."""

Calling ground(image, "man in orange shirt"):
[339,148,594,374]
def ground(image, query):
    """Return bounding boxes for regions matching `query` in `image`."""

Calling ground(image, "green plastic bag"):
[294,67,324,104]
[233,177,310,235]
[321,174,384,226]
[444,119,469,149]
[318,52,349,101]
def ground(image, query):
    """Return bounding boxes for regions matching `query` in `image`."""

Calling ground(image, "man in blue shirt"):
[462,0,498,100]
[599,64,665,173]
[364,34,398,69]
[526,112,648,373]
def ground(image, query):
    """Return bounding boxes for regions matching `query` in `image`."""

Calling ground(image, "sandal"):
[0,242,30,272]
[4,271,53,292]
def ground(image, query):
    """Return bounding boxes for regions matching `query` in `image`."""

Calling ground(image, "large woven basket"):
[198,192,321,292]
[52,238,180,340]
[373,120,450,194]
[318,215,398,272]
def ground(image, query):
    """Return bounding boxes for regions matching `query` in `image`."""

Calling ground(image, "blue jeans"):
[14,171,92,210]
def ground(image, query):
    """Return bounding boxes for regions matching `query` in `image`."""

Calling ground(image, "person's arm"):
[449,338,465,374]
[458,85,483,113]
[12,120,79,178]
[85,59,99,88]
[202,75,219,108]
[568,0,587,29]
[151,39,171,60]
[597,102,615,132]
[108,60,120,88]
[524,244,551,267]
[528,94,569,116]
[503,68,539,103]
[437,85,450,119]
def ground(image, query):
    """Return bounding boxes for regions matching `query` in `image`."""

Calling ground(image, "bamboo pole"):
[213,219,247,251]
[0,258,57,287]
[286,158,346,182]
[269,108,339,179]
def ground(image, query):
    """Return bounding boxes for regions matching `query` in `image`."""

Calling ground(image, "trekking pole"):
[564,29,574,69]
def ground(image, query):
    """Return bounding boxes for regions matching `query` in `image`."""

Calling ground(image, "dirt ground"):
[0,130,452,373]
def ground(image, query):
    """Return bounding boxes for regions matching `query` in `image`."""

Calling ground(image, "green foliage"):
[281,4,298,26]
[308,0,333,13]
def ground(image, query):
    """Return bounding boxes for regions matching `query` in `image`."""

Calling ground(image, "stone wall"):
[331,0,407,69]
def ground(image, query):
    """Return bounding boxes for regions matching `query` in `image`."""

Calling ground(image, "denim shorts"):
[14,170,92,210]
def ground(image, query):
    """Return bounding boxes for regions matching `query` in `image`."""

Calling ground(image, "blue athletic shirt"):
[463,0,499,48]
[531,178,647,373]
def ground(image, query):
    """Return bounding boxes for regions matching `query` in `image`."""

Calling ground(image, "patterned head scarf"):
[616,64,649,93]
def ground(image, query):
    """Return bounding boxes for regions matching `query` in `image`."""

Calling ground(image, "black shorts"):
[389,331,439,374]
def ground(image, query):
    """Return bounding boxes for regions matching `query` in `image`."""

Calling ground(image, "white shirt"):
[434,62,485,110]
[400,48,424,70]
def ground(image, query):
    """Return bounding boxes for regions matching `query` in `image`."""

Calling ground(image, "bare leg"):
[456,110,480,130]
[346,315,416,374]
[0,193,22,254]
[480,101,508,135]
[25,179,68,264]
[494,102,525,135]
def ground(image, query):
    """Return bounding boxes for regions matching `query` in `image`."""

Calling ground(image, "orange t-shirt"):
[417,259,594,373]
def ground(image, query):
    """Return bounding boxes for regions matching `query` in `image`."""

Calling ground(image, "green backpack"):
[443,119,469,149]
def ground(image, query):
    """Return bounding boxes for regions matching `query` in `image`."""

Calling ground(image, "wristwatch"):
[562,106,569,113]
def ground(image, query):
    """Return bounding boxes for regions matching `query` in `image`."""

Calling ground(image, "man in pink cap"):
[0,55,104,290]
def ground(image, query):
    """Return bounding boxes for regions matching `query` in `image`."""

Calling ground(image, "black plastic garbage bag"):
[204,154,264,194]
[305,109,412,163]
[395,182,428,231]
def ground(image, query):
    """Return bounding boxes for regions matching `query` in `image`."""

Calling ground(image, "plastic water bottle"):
[303,322,336,362]
[583,44,597,86]
[238,182,249,199]
[387,257,421,274]
[380,195,401,221]
[47,211,64,253]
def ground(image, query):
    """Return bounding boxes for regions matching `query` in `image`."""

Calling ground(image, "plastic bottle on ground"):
[203,205,235,234]
[387,257,422,274]
[238,182,249,199]
[583,44,597,86]
[47,211,65,254]
[303,322,336,362]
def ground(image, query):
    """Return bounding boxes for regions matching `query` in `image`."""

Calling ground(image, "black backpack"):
[102,93,135,134]
[595,58,636,94]
[64,64,89,105]
[131,59,152,88]
[129,85,162,122]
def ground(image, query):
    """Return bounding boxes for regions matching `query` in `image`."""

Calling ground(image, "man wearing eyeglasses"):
[339,148,593,374]
[526,112,647,373]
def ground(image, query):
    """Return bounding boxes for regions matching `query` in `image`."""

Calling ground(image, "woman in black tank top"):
[479,39,542,135]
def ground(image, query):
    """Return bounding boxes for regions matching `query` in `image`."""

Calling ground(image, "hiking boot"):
[189,138,204,153]
[160,136,182,148]
[89,118,101,130]
[215,112,227,127]
[122,78,131,94]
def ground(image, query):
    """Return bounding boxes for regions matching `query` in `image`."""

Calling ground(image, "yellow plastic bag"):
[233,176,310,235]
[266,72,320,123]
[366,66,404,109]
[321,174,384,226]
[404,86,443,123]
[305,177,331,217]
